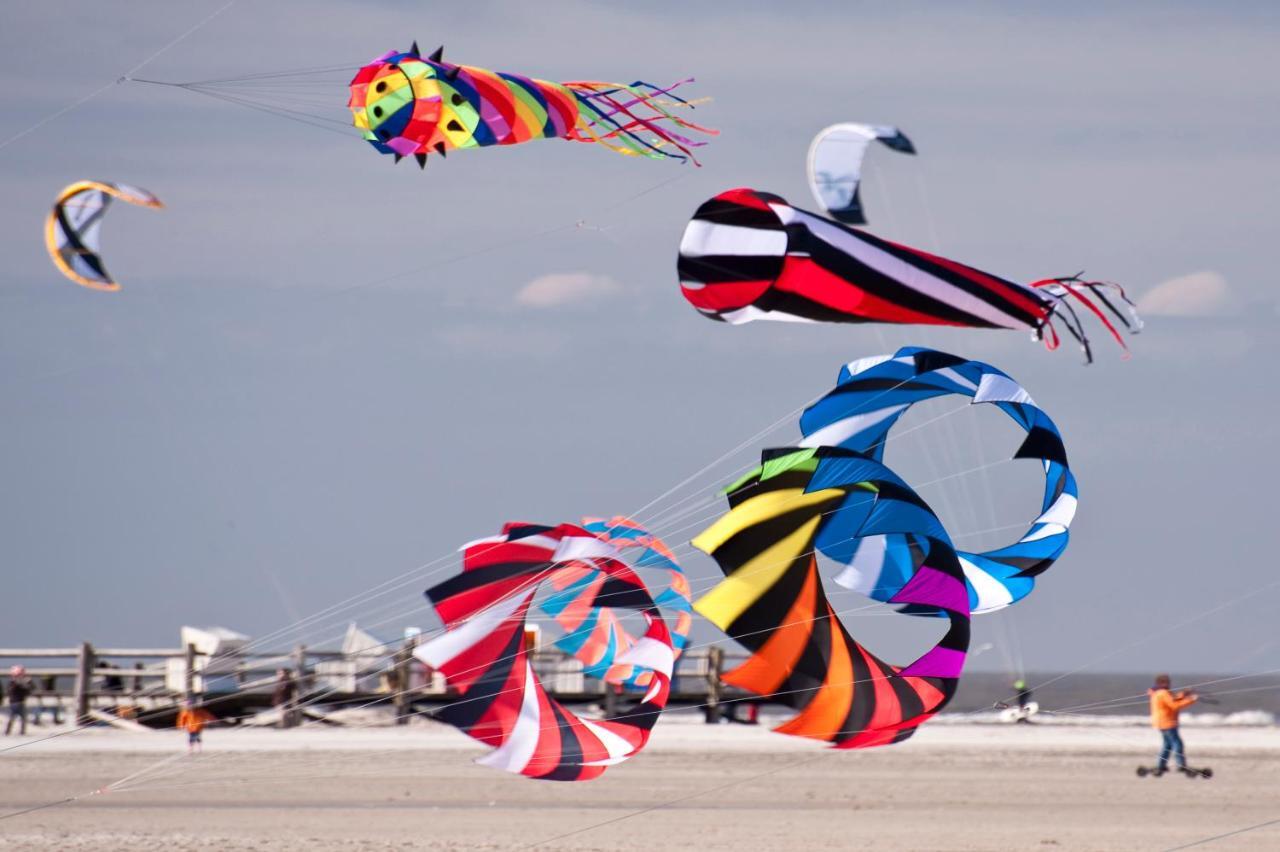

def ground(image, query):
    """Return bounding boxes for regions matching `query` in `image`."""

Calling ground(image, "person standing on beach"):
[5,665,33,736]
[272,668,298,728]
[1149,673,1197,774]
[176,700,215,754]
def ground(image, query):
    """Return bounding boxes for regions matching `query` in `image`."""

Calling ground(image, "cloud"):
[1137,271,1231,317]
[514,272,622,308]
[437,322,565,358]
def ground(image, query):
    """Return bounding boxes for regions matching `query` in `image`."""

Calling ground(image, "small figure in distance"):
[1013,679,1034,723]
[176,698,215,755]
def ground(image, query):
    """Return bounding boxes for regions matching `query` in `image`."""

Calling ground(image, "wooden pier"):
[0,640,750,731]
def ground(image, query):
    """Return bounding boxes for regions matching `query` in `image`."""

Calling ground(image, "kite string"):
[994,578,1280,709]
[93,645,1280,800]
[105,508,967,794]
[117,461,963,787]
[57,169,697,678]
[86,678,1280,850]
[120,473,998,795]
[12,394,1005,779]
[0,0,238,153]
[1040,668,1280,715]
[110,665,1280,796]
[899,162,1030,683]
[0,332,1059,788]
[111,671,1280,814]
[630,368,943,531]
[1162,817,1280,852]
[12,342,998,767]
[92,394,988,767]
[97,572,1280,796]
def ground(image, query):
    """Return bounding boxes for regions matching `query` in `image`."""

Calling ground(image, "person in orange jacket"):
[176,699,215,755]
[1149,673,1197,774]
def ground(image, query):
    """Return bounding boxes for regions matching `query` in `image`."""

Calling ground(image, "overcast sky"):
[1,1,1277,677]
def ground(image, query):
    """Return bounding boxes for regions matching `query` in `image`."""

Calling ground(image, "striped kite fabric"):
[416,522,674,780]
[693,447,970,749]
[349,44,715,166]
[540,516,693,690]
[677,188,1141,361]
[800,347,1077,615]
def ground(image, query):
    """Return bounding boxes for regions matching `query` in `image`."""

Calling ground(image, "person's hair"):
[1153,673,1171,688]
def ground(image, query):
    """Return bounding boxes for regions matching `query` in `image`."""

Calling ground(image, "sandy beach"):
[1,720,1276,851]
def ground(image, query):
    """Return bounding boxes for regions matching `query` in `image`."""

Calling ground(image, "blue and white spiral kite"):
[799,347,1077,615]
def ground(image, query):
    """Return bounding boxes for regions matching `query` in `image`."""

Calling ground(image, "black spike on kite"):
[428,45,444,62]
[444,64,461,81]
[393,153,404,164]
[409,41,421,57]
[433,142,447,158]
[415,153,428,169]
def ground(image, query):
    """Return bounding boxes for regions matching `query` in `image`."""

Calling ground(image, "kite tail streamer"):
[1032,276,1144,362]
[565,78,716,165]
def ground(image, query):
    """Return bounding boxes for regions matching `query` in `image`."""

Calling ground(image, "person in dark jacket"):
[5,665,33,736]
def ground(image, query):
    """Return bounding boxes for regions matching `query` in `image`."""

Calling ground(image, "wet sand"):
[1,722,1277,850]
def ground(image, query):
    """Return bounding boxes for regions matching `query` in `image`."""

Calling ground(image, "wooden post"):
[74,641,94,725]
[292,645,308,694]
[705,646,723,724]
[183,642,197,703]
[290,644,308,727]
[393,638,414,725]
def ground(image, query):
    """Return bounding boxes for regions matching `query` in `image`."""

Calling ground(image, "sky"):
[1,1,1277,676]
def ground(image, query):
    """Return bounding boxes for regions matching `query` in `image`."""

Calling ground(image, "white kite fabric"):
[44,180,164,292]
[806,123,915,225]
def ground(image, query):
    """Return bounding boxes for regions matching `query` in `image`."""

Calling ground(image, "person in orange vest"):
[1149,673,1197,774]
[176,699,215,755]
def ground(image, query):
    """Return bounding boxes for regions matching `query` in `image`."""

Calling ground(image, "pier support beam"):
[74,641,94,725]
[183,642,197,704]
[705,646,724,724]
[289,644,308,728]
[393,639,414,725]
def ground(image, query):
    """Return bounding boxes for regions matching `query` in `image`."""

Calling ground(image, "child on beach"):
[1148,673,1197,775]
[177,700,215,754]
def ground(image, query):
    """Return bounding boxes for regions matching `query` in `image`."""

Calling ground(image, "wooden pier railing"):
[0,641,743,730]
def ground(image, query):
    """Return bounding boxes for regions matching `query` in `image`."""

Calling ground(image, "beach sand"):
[1,720,1277,851]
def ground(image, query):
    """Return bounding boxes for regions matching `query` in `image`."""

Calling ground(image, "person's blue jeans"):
[4,704,26,736]
[1158,726,1186,770]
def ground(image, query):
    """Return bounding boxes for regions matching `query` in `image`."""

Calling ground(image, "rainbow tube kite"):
[348,43,714,166]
